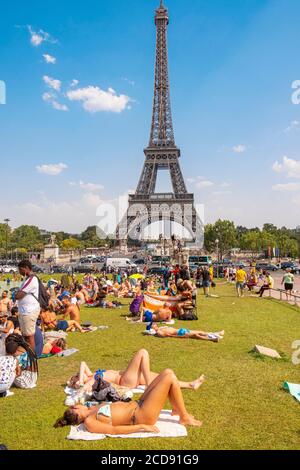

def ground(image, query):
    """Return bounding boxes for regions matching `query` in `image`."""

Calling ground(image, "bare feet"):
[216,331,225,337]
[180,415,203,427]
[191,374,206,390]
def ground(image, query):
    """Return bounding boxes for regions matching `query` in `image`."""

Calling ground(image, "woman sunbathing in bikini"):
[149,324,225,342]
[55,369,203,433]
[67,349,205,392]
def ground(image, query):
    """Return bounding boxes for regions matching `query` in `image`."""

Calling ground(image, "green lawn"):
[1,282,300,450]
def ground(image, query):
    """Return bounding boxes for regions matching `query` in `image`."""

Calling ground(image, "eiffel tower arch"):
[117,1,203,247]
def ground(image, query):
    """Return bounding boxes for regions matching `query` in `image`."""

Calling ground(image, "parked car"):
[280,262,300,274]
[134,258,146,265]
[256,263,278,272]
[73,264,96,274]
[147,266,166,276]
[106,258,137,270]
[0,265,18,274]
[32,264,47,274]
[50,265,69,274]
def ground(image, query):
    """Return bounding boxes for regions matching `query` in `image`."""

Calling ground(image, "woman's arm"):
[85,418,158,435]
[1,320,14,334]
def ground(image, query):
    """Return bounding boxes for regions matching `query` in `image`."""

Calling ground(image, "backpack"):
[31,276,50,310]
[180,310,199,321]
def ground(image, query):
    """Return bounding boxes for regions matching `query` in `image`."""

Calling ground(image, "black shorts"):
[284,283,293,291]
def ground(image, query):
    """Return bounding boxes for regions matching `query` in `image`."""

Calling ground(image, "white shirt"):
[17,276,40,315]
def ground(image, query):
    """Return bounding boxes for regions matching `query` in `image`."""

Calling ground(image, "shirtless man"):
[60,296,81,323]
[40,307,85,333]
[151,324,225,342]
[75,286,87,306]
[127,304,173,324]
[0,291,12,314]
[40,308,57,331]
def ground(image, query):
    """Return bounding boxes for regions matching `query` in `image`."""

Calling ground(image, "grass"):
[0,282,300,450]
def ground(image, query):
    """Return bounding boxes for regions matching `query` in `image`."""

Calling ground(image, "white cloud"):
[272,156,300,178]
[233,145,247,153]
[284,120,300,133]
[220,182,231,188]
[43,54,56,64]
[43,75,61,91]
[36,163,68,176]
[70,79,79,88]
[272,183,300,192]
[187,178,196,184]
[42,92,55,102]
[66,86,131,113]
[70,181,104,192]
[51,101,68,112]
[82,193,103,207]
[27,26,57,47]
[196,180,215,189]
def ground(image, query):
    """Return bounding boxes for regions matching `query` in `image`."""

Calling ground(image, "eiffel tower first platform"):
[117,1,203,248]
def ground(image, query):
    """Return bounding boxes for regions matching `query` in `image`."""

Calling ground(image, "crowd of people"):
[0,256,296,437]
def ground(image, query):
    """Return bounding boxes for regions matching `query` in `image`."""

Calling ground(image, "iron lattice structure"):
[117,1,203,246]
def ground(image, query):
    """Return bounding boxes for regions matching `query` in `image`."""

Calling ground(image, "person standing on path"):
[236,266,247,298]
[15,261,40,352]
[281,268,295,300]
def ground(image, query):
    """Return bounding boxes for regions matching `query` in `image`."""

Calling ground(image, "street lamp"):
[215,239,220,279]
[4,218,10,265]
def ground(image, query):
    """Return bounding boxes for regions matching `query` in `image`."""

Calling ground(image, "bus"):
[189,256,212,266]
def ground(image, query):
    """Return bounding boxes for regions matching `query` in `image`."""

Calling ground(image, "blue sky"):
[1,0,300,233]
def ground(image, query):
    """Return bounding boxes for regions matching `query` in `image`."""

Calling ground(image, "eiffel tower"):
[117,1,203,247]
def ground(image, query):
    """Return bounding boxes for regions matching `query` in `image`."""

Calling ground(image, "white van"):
[106,258,137,269]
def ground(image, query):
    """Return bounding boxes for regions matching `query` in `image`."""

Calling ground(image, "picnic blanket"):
[143,292,180,314]
[39,348,79,359]
[67,410,187,440]
[283,382,300,403]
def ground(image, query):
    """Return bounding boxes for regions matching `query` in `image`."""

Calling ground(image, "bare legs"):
[119,349,152,388]
[66,320,85,333]
[187,330,225,342]
[135,369,202,427]
[119,349,206,390]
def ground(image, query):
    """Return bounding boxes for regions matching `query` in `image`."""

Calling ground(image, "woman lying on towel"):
[147,324,225,342]
[67,349,205,392]
[42,338,67,356]
[55,369,203,433]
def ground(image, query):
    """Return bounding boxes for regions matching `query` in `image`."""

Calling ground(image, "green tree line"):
[204,220,300,259]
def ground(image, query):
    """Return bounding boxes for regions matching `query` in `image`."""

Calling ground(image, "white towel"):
[64,385,145,396]
[67,410,187,440]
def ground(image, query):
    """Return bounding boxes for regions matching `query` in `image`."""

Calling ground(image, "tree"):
[11,225,43,251]
[204,220,237,259]
[80,226,109,248]
[263,223,278,235]
[0,223,12,252]
[239,230,262,255]
[60,238,83,251]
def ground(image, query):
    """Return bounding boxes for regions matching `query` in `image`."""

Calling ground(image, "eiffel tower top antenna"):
[148,0,175,148]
